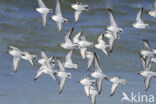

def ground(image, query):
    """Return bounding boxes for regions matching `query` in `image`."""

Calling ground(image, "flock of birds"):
[5,0,156,104]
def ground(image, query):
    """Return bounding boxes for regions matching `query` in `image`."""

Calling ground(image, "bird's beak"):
[137,72,140,75]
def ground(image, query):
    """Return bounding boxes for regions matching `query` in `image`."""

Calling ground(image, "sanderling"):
[8,46,23,72]
[139,70,156,91]
[79,76,96,96]
[132,8,149,29]
[51,0,68,31]
[36,0,52,26]
[106,9,123,33]
[90,53,108,94]
[56,57,72,94]
[71,2,88,22]
[34,65,58,81]
[95,34,110,56]
[107,76,126,96]
[59,28,78,50]
[38,49,55,67]
[148,0,156,17]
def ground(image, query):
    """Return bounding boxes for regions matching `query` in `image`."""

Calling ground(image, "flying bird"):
[148,0,156,17]
[95,34,110,56]
[59,28,78,50]
[71,2,88,22]
[107,76,126,96]
[7,46,23,72]
[36,0,52,26]
[90,53,108,94]
[106,9,123,33]
[51,0,68,31]
[56,57,72,94]
[132,8,149,29]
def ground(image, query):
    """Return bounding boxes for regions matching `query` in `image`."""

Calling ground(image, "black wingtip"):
[141,8,144,12]
[41,49,45,52]
[59,91,62,94]
[107,8,111,11]
[110,94,113,97]
[142,39,148,42]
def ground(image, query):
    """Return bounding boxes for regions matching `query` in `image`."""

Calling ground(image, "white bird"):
[79,77,96,96]
[139,70,156,91]
[36,0,52,26]
[59,28,78,50]
[78,36,93,59]
[51,0,68,31]
[56,57,72,94]
[90,53,108,94]
[38,49,55,67]
[95,34,110,56]
[78,36,93,48]
[132,8,149,29]
[8,46,23,72]
[21,52,37,66]
[106,9,123,33]
[89,85,98,104]
[140,39,156,58]
[85,51,94,70]
[63,50,77,70]
[108,77,126,96]
[34,65,58,81]
[71,2,88,22]
[148,0,156,17]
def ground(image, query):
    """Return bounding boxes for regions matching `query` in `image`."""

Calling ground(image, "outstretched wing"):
[136,8,144,24]
[65,50,73,64]
[93,53,102,72]
[144,77,151,91]
[41,49,48,59]
[41,12,47,26]
[65,28,74,44]
[107,9,117,26]
[75,10,82,22]
[59,78,66,94]
[142,39,151,50]
[38,0,47,8]
[73,31,82,43]
[57,57,65,71]
[55,0,62,16]
[34,68,43,80]
[13,56,21,72]
[110,83,119,96]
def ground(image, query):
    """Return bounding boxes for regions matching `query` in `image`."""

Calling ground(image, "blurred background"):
[0,0,156,104]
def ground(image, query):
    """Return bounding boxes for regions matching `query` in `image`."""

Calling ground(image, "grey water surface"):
[0,0,156,104]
